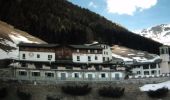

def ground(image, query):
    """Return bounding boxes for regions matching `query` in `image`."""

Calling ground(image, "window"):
[151,70,157,75]
[160,48,168,54]
[74,73,79,78]
[88,74,93,80]
[95,56,98,60]
[160,48,164,54]
[165,48,168,54]
[48,55,52,60]
[107,57,109,61]
[77,56,80,61]
[103,57,105,61]
[150,64,156,69]
[88,56,91,61]
[144,71,149,75]
[61,73,66,80]
[19,71,27,76]
[22,54,25,59]
[37,54,40,58]
[32,72,40,77]
[45,72,54,77]
[143,65,149,69]
[101,73,106,78]
[137,71,141,75]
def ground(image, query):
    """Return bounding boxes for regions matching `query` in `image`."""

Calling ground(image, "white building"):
[131,60,161,78]
[14,43,126,82]
[89,43,112,62]
[159,45,170,74]
[70,45,104,63]
[18,43,56,62]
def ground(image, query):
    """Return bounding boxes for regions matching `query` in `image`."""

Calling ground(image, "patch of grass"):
[147,87,169,98]
[98,86,125,98]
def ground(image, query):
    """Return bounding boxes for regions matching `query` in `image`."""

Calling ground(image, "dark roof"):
[18,43,59,48]
[69,45,102,49]
[109,57,124,64]
[18,43,103,49]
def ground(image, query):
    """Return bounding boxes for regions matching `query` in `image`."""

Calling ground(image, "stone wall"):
[1,81,170,100]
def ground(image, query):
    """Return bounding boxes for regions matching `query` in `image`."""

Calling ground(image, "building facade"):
[14,43,126,82]
[131,60,161,78]
[90,44,112,62]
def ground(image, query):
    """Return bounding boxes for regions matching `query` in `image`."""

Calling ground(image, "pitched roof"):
[18,43,59,48]
[69,45,102,49]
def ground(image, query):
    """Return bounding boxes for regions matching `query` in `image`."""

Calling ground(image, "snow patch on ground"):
[112,53,133,62]
[112,53,160,63]
[0,49,18,59]
[140,81,170,91]
[10,31,37,44]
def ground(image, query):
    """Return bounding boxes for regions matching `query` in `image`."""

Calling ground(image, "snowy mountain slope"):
[0,21,46,59]
[111,45,160,64]
[136,24,170,45]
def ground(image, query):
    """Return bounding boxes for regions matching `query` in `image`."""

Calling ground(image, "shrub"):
[0,87,7,98]
[46,95,60,100]
[147,87,169,98]
[61,84,92,96]
[17,89,31,100]
[98,86,125,98]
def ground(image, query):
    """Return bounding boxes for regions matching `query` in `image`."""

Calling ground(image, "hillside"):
[111,45,160,64]
[0,20,45,59]
[137,24,170,45]
[0,0,162,54]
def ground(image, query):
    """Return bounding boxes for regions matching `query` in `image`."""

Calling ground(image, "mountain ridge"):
[137,24,170,45]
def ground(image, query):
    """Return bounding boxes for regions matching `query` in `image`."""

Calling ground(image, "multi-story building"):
[89,43,112,62]
[130,59,161,78]
[14,43,126,82]
[70,45,103,63]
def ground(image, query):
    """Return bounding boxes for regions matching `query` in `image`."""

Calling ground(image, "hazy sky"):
[69,0,170,31]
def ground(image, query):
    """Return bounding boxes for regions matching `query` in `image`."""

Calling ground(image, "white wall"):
[100,44,112,61]
[160,62,170,74]
[160,54,169,62]
[72,53,103,63]
[19,51,55,62]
